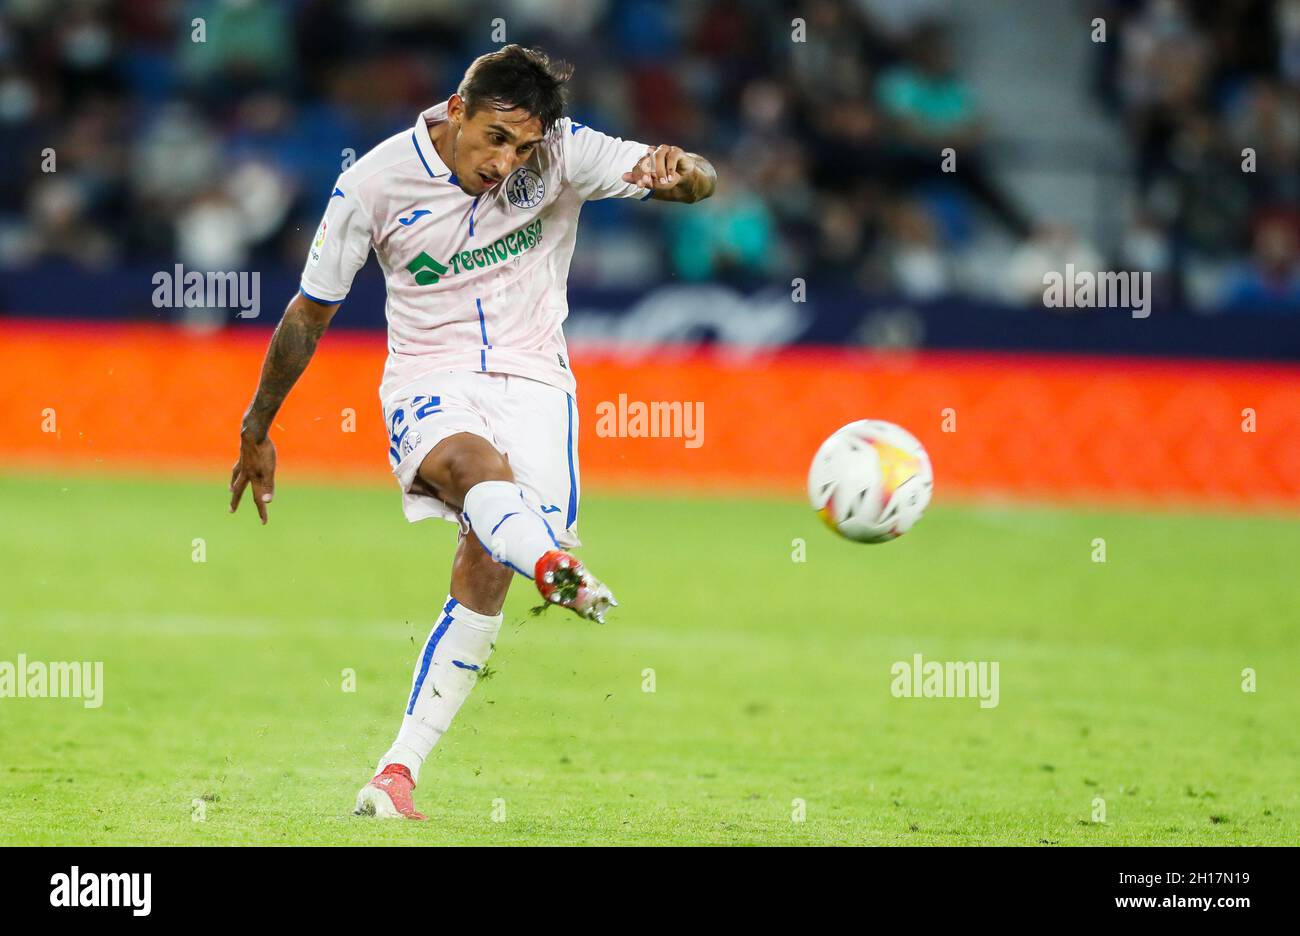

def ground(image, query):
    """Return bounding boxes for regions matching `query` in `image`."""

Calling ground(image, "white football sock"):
[378,596,503,784]
[461,479,559,579]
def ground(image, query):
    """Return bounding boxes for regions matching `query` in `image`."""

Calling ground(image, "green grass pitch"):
[1,471,1296,845]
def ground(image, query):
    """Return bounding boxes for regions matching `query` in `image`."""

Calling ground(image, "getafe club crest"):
[505,167,545,209]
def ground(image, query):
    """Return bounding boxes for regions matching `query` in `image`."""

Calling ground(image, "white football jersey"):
[300,100,653,402]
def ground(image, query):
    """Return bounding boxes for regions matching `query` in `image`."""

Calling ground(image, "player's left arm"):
[622,145,717,204]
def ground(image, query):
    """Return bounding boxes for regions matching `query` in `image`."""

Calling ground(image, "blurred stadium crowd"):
[1093,0,1300,313]
[0,0,1297,314]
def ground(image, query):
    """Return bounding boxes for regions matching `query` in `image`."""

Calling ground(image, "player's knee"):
[446,447,512,500]
[423,434,512,505]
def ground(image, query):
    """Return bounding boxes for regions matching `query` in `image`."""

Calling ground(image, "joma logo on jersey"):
[405,219,544,285]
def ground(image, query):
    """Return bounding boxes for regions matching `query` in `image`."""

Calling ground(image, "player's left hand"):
[623,144,697,192]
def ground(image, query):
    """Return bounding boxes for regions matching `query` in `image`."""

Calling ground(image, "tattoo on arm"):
[241,305,329,440]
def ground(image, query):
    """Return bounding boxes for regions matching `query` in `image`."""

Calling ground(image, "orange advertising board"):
[2,320,1297,507]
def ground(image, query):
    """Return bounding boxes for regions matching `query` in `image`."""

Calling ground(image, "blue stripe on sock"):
[490,512,518,537]
[528,506,561,548]
[406,598,458,714]
[516,490,560,548]
[471,529,532,577]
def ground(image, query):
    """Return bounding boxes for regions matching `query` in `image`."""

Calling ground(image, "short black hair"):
[457,45,573,134]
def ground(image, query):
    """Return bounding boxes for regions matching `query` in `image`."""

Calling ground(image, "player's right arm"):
[229,292,339,523]
[230,174,372,523]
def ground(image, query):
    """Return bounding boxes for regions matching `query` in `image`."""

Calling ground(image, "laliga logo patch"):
[309,219,328,266]
[506,167,545,209]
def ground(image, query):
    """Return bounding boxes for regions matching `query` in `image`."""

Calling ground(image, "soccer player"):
[228,45,716,820]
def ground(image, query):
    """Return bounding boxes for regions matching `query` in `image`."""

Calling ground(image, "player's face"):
[450,99,545,197]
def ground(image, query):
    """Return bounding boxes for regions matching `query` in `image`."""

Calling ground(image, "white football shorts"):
[382,370,580,548]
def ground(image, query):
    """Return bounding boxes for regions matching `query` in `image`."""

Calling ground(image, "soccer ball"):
[807,419,933,543]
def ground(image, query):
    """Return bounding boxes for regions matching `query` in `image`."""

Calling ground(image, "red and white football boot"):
[353,763,426,820]
[534,550,618,624]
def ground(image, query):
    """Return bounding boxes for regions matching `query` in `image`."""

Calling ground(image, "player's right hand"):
[230,432,277,524]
